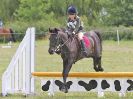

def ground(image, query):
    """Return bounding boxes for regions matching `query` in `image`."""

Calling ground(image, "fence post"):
[117,29,120,45]
[30,27,35,94]
[2,27,35,96]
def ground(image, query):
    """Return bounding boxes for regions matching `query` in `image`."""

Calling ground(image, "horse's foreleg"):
[62,59,68,84]
[62,59,73,93]
[10,29,16,42]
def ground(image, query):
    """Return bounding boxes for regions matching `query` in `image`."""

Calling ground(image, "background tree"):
[102,0,133,26]
[14,0,51,21]
[0,0,19,21]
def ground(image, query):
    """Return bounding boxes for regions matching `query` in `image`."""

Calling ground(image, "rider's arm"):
[73,16,84,34]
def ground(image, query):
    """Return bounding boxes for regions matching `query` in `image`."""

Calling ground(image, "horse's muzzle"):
[48,48,55,55]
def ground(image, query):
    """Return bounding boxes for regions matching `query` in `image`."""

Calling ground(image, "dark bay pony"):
[0,27,16,42]
[48,28,104,93]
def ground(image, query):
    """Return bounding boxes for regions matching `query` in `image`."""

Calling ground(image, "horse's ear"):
[54,28,60,32]
[49,28,52,32]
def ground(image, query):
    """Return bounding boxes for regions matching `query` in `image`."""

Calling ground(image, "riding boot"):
[80,40,88,57]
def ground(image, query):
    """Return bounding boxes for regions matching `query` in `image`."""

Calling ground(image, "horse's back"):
[85,30,102,43]
[0,28,13,40]
[0,28,11,35]
[84,31,102,57]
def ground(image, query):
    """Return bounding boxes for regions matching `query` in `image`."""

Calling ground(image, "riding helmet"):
[67,6,77,15]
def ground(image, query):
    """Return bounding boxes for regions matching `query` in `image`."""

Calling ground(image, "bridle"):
[50,32,70,52]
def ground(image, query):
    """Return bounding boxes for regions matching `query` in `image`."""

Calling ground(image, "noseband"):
[50,32,69,53]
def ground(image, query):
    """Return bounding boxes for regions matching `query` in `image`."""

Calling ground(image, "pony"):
[0,27,16,42]
[48,28,104,93]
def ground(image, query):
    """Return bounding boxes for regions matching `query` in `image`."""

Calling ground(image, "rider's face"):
[68,14,76,21]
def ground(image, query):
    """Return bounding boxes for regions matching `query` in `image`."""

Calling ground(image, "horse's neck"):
[60,32,68,42]
[60,33,80,51]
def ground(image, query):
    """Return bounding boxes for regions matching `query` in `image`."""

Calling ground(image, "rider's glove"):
[72,31,75,34]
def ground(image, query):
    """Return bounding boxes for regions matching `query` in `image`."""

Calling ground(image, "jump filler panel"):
[41,78,133,97]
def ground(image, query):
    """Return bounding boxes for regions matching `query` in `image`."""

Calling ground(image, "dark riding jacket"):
[67,15,83,34]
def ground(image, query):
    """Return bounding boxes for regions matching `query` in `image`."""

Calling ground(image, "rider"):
[66,5,88,56]
[0,18,3,28]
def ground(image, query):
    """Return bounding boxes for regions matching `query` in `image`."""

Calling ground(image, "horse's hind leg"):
[93,57,99,72]
[97,57,104,71]
[93,57,104,72]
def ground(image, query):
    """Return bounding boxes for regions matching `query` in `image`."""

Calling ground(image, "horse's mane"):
[59,27,66,33]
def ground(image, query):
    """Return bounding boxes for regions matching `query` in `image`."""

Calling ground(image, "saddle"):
[83,35,91,48]
[65,30,94,49]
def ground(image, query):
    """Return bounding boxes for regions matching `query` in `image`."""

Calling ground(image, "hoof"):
[99,67,104,72]
[61,88,68,93]
[94,67,104,72]
[61,85,68,93]
[55,80,70,93]
[94,67,99,72]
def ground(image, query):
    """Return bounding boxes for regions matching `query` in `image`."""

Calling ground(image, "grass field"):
[0,40,133,99]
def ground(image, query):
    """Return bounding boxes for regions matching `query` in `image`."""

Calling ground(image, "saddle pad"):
[83,36,91,48]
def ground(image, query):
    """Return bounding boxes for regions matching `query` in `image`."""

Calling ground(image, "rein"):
[54,39,69,52]
[50,32,70,52]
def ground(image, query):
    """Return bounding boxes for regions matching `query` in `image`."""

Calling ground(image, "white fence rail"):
[2,27,35,96]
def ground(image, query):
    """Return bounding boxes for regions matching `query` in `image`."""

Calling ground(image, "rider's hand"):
[72,31,75,35]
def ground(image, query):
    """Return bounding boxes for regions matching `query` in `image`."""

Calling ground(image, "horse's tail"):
[94,31,102,43]
[94,30,102,53]
[10,28,16,42]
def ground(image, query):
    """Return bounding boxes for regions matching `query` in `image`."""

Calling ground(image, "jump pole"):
[32,72,133,78]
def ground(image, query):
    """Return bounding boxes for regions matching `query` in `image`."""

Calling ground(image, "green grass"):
[0,40,133,99]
